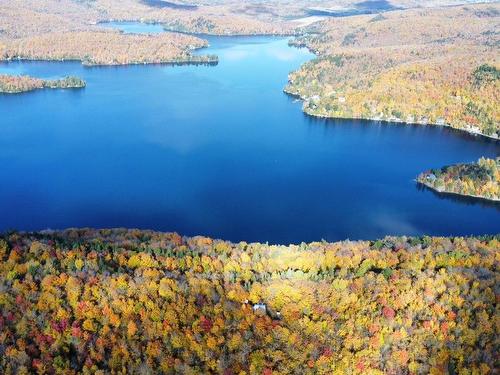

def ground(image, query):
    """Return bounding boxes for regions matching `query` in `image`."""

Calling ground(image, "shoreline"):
[162,28,299,39]
[0,85,85,94]
[95,19,300,38]
[0,74,86,94]
[283,88,500,142]
[0,55,218,68]
[2,226,500,248]
[416,180,500,203]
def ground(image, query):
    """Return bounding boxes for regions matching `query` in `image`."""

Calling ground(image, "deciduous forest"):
[0,230,497,374]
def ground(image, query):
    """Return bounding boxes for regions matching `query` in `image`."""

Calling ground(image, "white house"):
[436,118,446,126]
[253,303,267,313]
[419,117,429,125]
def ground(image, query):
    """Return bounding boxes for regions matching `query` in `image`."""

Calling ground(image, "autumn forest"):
[0,229,498,374]
[0,0,499,374]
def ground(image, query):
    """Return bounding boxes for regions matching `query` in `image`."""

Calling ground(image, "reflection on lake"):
[416,183,500,211]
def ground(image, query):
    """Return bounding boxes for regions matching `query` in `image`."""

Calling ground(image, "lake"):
[1,30,499,244]
[307,0,398,17]
[101,21,166,34]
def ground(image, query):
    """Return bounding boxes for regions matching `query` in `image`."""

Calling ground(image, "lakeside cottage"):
[418,117,429,125]
[436,118,446,125]
[388,116,403,123]
[406,115,415,123]
[253,303,267,313]
[465,124,481,134]
[426,173,437,182]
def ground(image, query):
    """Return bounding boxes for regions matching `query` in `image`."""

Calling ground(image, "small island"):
[0,74,85,94]
[0,229,497,373]
[417,157,499,202]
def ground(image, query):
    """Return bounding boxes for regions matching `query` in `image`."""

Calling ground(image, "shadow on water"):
[299,111,500,146]
[416,183,500,211]
[141,0,197,10]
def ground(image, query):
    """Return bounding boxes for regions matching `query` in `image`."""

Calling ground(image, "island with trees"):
[418,157,500,202]
[0,229,497,374]
[0,75,85,94]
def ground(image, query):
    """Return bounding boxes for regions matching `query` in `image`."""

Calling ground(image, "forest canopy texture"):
[0,229,497,374]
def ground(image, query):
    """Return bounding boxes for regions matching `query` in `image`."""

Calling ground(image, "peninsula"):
[0,31,217,67]
[418,157,500,202]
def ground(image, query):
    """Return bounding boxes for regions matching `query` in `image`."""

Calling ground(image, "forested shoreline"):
[0,75,85,94]
[417,157,500,202]
[0,31,217,67]
[285,4,499,139]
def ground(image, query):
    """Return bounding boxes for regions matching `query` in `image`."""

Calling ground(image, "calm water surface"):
[1,31,499,243]
[307,0,397,17]
[101,21,165,34]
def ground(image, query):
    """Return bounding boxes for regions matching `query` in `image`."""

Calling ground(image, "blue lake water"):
[1,32,499,244]
[101,21,166,34]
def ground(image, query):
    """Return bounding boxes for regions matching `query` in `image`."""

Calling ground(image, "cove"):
[0,34,499,244]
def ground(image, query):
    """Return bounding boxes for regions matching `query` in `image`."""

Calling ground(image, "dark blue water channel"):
[1,30,499,243]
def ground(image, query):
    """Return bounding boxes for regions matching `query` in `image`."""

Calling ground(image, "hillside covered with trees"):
[1,1,494,64]
[285,4,499,138]
[3,0,479,40]
[418,157,500,201]
[0,229,498,374]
